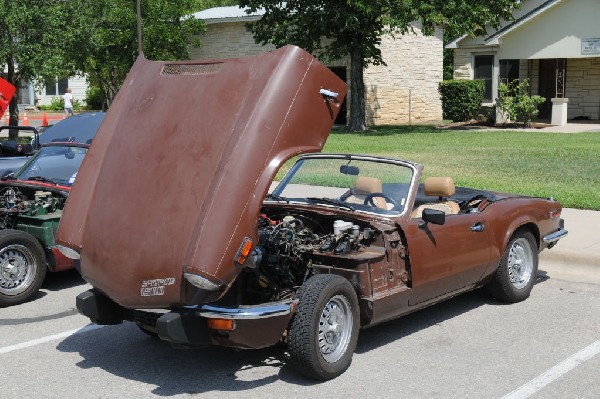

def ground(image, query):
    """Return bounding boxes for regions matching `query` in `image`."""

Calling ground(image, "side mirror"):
[421,208,445,226]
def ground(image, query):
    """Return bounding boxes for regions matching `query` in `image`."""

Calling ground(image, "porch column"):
[551,98,569,126]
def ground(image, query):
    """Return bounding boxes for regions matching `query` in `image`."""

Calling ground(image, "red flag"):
[0,78,16,115]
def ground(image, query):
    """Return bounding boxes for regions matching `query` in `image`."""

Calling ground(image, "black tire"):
[288,274,359,380]
[487,230,538,303]
[0,229,47,307]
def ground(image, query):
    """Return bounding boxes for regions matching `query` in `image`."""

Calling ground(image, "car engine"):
[241,212,377,303]
[0,187,66,229]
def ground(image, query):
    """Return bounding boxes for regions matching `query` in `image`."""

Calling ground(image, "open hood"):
[56,46,347,308]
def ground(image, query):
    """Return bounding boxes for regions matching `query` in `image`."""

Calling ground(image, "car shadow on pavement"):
[42,269,86,292]
[356,270,551,354]
[55,276,550,392]
[57,322,301,394]
[355,289,491,354]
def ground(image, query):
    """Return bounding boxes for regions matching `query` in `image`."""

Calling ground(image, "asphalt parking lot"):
[1,260,598,399]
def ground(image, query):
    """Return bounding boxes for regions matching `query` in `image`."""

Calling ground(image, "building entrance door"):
[539,59,566,119]
[538,59,557,119]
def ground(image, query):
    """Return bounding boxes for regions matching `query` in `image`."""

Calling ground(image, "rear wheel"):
[0,230,47,306]
[288,274,359,380]
[488,230,538,303]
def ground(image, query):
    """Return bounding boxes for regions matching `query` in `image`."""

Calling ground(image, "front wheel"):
[0,230,47,307]
[288,274,359,380]
[487,230,538,303]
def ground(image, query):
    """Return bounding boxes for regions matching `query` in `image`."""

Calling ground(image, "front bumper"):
[542,219,568,249]
[76,289,296,349]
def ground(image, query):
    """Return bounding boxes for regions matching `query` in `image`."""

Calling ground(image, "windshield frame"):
[270,153,422,218]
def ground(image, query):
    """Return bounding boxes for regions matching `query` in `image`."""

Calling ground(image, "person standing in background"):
[63,88,74,117]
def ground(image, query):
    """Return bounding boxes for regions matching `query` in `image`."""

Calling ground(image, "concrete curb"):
[538,208,600,268]
[540,249,600,268]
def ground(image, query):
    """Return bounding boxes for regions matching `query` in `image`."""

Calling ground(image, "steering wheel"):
[364,193,400,210]
[460,194,488,212]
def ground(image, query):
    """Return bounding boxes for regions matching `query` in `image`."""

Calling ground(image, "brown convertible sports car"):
[56,46,567,380]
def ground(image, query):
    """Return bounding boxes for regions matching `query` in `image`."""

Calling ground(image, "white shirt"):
[63,92,73,108]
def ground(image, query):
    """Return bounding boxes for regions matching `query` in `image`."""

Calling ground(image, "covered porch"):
[449,0,600,126]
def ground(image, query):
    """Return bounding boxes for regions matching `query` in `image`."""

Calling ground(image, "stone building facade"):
[190,7,443,126]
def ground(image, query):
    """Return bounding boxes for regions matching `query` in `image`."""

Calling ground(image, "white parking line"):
[0,324,105,355]
[501,339,600,399]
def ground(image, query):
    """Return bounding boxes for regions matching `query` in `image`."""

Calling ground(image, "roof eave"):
[484,0,562,45]
[202,15,262,25]
[445,34,468,49]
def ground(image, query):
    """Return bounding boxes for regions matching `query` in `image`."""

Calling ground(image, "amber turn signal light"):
[234,237,253,264]
[207,318,235,331]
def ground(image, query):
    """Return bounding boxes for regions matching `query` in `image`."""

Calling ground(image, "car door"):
[403,213,492,305]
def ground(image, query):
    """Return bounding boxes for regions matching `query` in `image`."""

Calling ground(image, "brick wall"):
[453,48,472,80]
[364,25,443,124]
[191,21,443,126]
[190,22,275,59]
[566,57,600,119]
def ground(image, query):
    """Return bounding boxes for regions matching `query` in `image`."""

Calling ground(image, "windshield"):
[271,156,415,216]
[15,145,88,186]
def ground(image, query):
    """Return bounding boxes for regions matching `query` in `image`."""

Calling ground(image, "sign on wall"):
[581,38,600,55]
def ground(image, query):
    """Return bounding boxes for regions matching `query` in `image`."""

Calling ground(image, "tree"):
[67,0,205,110]
[0,0,75,135]
[239,0,520,131]
[191,0,239,10]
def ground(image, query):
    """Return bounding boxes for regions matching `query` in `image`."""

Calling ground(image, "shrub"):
[438,80,484,122]
[39,97,64,111]
[39,96,82,111]
[85,85,103,110]
[496,79,545,127]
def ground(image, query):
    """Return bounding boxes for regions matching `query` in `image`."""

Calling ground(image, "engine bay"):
[238,208,384,304]
[0,186,66,229]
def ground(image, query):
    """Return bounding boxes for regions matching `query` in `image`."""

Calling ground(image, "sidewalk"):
[540,208,600,267]
[440,120,600,133]
[2,111,68,128]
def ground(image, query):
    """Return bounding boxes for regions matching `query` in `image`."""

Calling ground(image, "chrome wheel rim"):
[0,245,37,296]
[507,238,534,290]
[318,294,353,363]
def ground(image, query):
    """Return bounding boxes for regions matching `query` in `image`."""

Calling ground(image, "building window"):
[500,59,520,85]
[45,77,69,96]
[474,55,494,101]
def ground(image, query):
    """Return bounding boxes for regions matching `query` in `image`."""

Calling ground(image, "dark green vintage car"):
[0,142,89,306]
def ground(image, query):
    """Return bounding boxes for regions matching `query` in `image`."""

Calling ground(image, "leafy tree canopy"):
[0,0,75,130]
[190,0,239,12]
[67,0,205,110]
[239,0,520,131]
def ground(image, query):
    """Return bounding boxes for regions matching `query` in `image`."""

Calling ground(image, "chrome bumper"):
[543,228,568,244]
[191,300,296,320]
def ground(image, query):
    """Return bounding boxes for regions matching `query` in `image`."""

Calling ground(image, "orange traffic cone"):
[22,112,29,126]
[42,112,48,127]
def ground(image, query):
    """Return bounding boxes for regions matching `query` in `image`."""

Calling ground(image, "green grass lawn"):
[321,126,600,210]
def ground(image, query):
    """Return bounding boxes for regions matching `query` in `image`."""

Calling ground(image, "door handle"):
[471,222,485,232]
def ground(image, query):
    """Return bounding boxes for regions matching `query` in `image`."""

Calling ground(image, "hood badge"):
[141,277,176,297]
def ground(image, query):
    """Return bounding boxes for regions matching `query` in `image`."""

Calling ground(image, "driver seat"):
[411,177,460,218]
[349,176,387,209]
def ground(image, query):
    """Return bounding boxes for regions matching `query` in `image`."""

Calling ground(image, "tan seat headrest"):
[354,176,383,194]
[424,177,455,197]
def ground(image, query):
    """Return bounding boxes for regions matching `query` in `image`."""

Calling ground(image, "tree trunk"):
[348,46,367,132]
[6,59,20,140]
